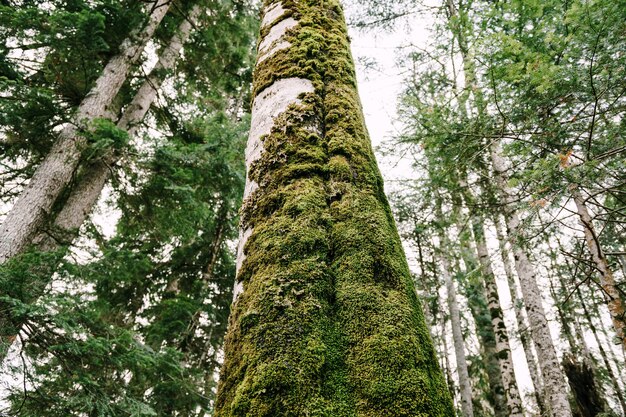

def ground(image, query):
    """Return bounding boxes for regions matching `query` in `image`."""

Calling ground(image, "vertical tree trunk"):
[0,0,170,263]
[451,204,507,416]
[441,318,459,407]
[471,218,523,416]
[0,6,199,364]
[458,248,507,417]
[439,239,475,417]
[490,141,573,417]
[571,187,626,350]
[215,1,454,416]
[494,215,548,415]
[577,287,626,415]
[459,180,523,416]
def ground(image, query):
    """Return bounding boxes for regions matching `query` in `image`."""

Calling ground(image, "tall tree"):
[0,3,202,363]
[214,1,454,415]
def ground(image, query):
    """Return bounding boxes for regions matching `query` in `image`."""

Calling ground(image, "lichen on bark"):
[214,1,454,416]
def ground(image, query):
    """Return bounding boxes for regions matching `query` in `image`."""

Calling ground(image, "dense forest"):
[0,0,624,416]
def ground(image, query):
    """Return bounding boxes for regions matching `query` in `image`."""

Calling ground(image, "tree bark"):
[0,4,198,364]
[577,287,626,415]
[471,218,523,416]
[439,236,475,417]
[215,1,454,415]
[571,186,626,350]
[490,141,573,417]
[0,0,170,263]
[459,180,523,416]
[33,3,203,252]
[493,215,548,415]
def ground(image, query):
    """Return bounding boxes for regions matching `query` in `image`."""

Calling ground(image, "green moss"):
[215,1,455,416]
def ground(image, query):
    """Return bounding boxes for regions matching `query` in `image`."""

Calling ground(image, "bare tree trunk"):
[490,141,572,417]
[459,179,523,416]
[457,239,507,417]
[472,218,523,416]
[33,3,203,252]
[577,287,626,415]
[0,0,170,263]
[440,246,475,417]
[441,317,459,408]
[571,187,626,350]
[493,215,548,415]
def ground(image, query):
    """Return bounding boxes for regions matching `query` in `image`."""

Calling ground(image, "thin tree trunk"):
[591,289,626,384]
[459,181,523,416]
[472,220,523,416]
[490,141,573,417]
[493,215,548,415]
[215,1,454,415]
[493,215,548,416]
[451,201,507,416]
[439,238,475,417]
[0,0,170,263]
[441,317,459,408]
[571,187,626,350]
[577,287,626,415]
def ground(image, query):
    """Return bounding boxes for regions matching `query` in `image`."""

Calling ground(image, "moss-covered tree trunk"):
[214,1,454,416]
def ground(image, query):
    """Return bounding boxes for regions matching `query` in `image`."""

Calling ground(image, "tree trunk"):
[441,318,459,408]
[214,1,454,415]
[0,5,198,364]
[459,180,523,416]
[440,239,475,417]
[493,215,548,415]
[571,187,626,350]
[578,288,626,415]
[471,218,523,416]
[0,0,170,263]
[490,141,573,417]
[33,3,203,252]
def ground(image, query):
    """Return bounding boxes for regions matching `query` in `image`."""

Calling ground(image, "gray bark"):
[490,141,573,417]
[494,215,548,415]
[459,178,523,416]
[437,227,474,417]
[578,287,626,415]
[33,3,203,252]
[0,4,200,364]
[442,255,474,417]
[471,217,523,416]
[0,0,170,263]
